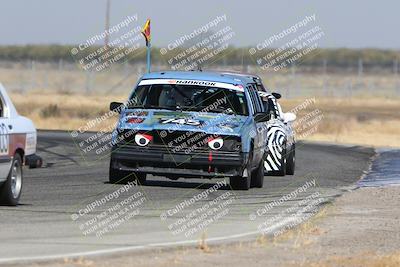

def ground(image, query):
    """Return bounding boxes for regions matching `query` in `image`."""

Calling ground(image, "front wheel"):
[230,175,250,190]
[230,151,253,190]
[250,160,264,188]
[0,154,23,206]
[230,165,251,190]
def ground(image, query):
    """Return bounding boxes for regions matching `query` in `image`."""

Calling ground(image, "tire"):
[109,159,146,185]
[286,144,295,175]
[250,160,264,188]
[0,154,23,206]
[230,175,250,190]
[270,146,286,176]
[134,172,147,185]
[230,148,254,190]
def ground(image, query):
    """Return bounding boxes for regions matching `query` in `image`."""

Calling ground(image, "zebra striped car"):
[258,91,296,176]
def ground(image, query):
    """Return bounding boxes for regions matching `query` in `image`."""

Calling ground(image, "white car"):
[0,83,40,206]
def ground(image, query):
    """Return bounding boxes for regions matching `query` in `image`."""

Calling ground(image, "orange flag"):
[141,19,151,46]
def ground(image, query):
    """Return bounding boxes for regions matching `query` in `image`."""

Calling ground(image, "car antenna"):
[197,30,205,72]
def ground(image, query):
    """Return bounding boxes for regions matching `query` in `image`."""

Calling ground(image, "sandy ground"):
[10,185,400,267]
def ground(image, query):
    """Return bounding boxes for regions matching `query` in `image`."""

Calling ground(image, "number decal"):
[160,118,201,126]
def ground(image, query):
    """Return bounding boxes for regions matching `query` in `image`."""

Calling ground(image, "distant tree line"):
[0,45,399,69]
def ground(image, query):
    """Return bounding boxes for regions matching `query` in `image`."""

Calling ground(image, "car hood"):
[119,109,248,136]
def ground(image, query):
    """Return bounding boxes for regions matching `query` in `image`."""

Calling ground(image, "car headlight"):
[25,132,37,155]
[135,133,153,146]
[208,137,223,150]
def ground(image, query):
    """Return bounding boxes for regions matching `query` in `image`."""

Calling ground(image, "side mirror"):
[272,92,281,99]
[283,112,296,123]
[254,112,270,123]
[110,102,123,113]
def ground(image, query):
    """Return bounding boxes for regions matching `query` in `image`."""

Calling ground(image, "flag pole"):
[146,42,151,73]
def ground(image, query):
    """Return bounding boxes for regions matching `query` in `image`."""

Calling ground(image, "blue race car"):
[109,71,270,190]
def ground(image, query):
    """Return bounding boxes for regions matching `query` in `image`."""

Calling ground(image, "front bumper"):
[111,145,248,178]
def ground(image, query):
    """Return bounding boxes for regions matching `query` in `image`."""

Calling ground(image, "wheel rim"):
[10,159,22,199]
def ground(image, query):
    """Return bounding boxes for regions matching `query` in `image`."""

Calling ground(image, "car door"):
[247,84,267,168]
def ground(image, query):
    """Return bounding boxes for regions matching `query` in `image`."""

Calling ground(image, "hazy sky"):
[0,0,399,48]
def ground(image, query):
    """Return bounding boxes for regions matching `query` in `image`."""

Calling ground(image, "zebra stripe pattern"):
[264,124,286,171]
[263,94,286,172]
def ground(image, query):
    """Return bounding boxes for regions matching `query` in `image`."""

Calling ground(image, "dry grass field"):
[2,62,399,147]
[282,97,400,147]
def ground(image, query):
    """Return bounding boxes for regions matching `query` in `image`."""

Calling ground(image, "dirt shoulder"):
[13,185,400,267]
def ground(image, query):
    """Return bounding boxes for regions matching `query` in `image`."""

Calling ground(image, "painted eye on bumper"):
[135,133,152,146]
[208,138,223,150]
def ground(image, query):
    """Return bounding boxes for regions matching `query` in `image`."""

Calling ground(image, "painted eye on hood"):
[135,133,153,146]
[208,137,223,150]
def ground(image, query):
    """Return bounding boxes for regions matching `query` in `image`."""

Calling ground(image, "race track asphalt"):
[0,130,374,263]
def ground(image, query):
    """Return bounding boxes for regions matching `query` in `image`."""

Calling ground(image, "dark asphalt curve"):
[0,131,374,263]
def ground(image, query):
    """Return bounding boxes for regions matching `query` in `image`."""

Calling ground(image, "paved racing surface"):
[0,131,374,263]
[358,148,400,187]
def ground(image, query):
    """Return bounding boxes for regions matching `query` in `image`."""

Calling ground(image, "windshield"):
[129,84,249,115]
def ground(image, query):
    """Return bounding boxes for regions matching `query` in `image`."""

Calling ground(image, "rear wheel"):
[250,160,264,188]
[286,144,295,175]
[0,154,23,206]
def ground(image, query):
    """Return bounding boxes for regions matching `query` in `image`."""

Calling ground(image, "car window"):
[251,84,265,113]
[246,86,257,114]
[247,85,264,114]
[130,84,249,116]
[260,97,269,113]
[256,83,267,93]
